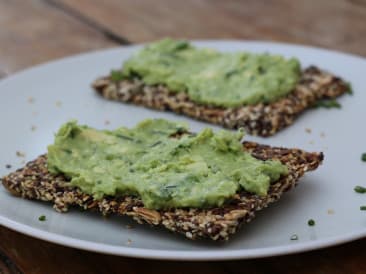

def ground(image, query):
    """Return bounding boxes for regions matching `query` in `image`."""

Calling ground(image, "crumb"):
[290,234,298,240]
[327,209,334,215]
[126,224,134,229]
[126,239,132,245]
[104,120,110,126]
[31,125,37,131]
[27,97,35,103]
[5,164,11,169]
[305,128,312,134]
[55,100,62,107]
[16,151,26,158]
[320,132,325,138]
[309,140,315,145]
[32,111,38,116]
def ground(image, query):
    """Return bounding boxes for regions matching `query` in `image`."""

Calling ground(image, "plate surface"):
[0,41,365,260]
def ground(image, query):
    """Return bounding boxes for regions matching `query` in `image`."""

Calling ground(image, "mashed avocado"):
[120,39,301,107]
[47,120,288,209]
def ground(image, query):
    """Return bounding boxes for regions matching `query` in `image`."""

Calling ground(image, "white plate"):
[0,41,365,261]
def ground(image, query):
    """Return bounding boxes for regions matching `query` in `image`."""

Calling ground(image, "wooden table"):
[1,0,365,273]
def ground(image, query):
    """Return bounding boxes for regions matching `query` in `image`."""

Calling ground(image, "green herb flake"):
[290,234,298,240]
[354,185,366,193]
[361,153,366,162]
[110,70,124,82]
[315,99,341,109]
[150,141,162,148]
[360,206,366,211]
[38,215,46,221]
[116,134,134,141]
[307,219,315,226]
[346,82,353,95]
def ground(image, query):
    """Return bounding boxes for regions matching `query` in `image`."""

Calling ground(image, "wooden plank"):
[0,0,117,74]
[56,0,366,56]
[226,238,366,274]
[0,226,227,274]
[2,225,366,274]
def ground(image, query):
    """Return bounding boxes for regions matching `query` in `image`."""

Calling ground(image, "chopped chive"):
[116,134,134,141]
[175,126,187,133]
[62,149,72,154]
[360,206,366,211]
[290,234,298,240]
[307,219,315,226]
[354,185,366,193]
[38,215,46,221]
[225,69,239,78]
[174,41,189,50]
[152,130,168,135]
[110,70,124,82]
[150,141,162,147]
[361,153,366,162]
[315,99,341,109]
[346,82,353,95]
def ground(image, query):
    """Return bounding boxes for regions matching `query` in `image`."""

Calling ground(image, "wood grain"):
[0,0,365,273]
[0,0,117,74]
[2,226,366,274]
[57,0,366,56]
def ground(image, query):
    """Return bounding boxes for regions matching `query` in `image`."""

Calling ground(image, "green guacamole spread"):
[120,39,301,107]
[47,119,288,209]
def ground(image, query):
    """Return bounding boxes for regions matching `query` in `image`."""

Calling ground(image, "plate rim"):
[1,213,365,260]
[1,39,365,260]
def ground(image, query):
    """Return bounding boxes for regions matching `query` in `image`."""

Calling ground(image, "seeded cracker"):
[2,142,322,240]
[93,66,348,136]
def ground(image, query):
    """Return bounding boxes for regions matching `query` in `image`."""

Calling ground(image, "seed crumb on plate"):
[290,234,298,240]
[104,120,110,125]
[27,97,35,103]
[126,239,132,245]
[31,125,37,131]
[55,100,62,107]
[327,209,335,215]
[305,128,312,134]
[16,151,26,158]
